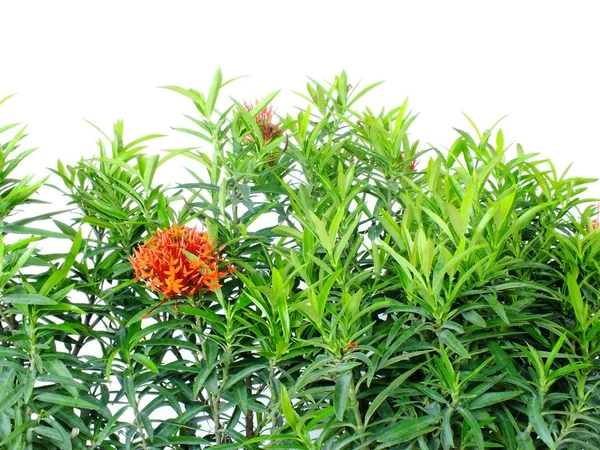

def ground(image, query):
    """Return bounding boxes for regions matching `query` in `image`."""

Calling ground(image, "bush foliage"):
[1,71,600,449]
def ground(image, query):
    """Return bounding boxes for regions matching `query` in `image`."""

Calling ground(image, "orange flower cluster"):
[130,224,233,316]
[244,100,283,143]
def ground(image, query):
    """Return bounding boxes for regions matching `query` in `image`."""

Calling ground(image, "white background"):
[1,1,600,197]
[2,0,599,427]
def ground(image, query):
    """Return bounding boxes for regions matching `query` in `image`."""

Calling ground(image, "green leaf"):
[222,365,264,391]
[35,393,101,410]
[0,225,71,240]
[378,209,404,246]
[0,244,35,288]
[527,395,555,449]
[167,436,211,445]
[462,310,486,327]
[39,229,82,296]
[280,384,298,428]
[0,420,36,447]
[272,268,291,342]
[378,415,439,444]
[439,330,469,358]
[32,423,72,450]
[0,384,24,414]
[516,432,536,450]
[484,293,509,324]
[132,353,159,373]
[140,411,153,441]
[245,91,280,122]
[23,370,36,403]
[45,359,79,398]
[457,407,484,449]
[365,364,424,426]
[206,68,223,116]
[193,363,217,398]
[469,390,523,409]
[92,405,128,446]
[1,293,57,305]
[0,93,17,107]
[161,85,206,113]
[544,332,566,372]
[46,419,73,450]
[307,210,332,255]
[441,408,454,450]
[333,371,352,421]
[566,271,587,328]
[347,80,384,107]
[105,349,119,383]
[272,225,303,242]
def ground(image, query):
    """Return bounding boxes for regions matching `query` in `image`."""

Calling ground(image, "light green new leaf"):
[566,272,587,328]
[132,353,159,373]
[39,229,82,297]
[280,384,298,428]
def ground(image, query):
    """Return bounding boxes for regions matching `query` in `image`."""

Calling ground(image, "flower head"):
[243,100,283,143]
[401,152,419,172]
[130,224,233,316]
[592,203,600,231]
[409,159,419,172]
[244,101,274,123]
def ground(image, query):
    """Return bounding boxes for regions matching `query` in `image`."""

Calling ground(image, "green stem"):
[127,373,149,450]
[28,307,37,371]
[386,178,394,215]
[133,408,149,450]
[245,376,254,438]
[269,365,278,430]
[231,181,239,227]
[214,349,231,445]
[210,128,224,199]
[192,310,224,444]
[348,376,365,443]
[213,394,222,445]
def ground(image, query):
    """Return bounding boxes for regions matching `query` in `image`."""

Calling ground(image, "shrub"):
[1,71,599,449]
